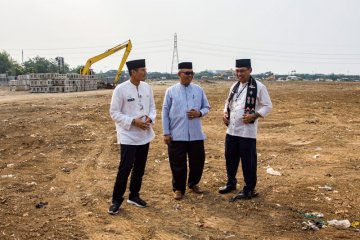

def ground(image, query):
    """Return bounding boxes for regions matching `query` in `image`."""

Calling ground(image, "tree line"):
[0,51,82,76]
[1,51,359,81]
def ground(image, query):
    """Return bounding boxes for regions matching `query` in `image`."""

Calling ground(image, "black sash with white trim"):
[244,76,258,123]
[226,76,258,125]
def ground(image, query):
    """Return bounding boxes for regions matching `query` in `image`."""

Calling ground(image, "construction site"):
[4,40,132,93]
[0,79,359,239]
[1,0,360,238]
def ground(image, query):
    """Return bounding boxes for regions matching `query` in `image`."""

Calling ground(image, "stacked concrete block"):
[15,73,99,93]
[0,74,8,86]
[8,78,31,91]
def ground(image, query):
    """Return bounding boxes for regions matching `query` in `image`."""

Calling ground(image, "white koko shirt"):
[110,80,156,145]
[224,80,272,139]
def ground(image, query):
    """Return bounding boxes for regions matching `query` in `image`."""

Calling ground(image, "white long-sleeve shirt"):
[224,80,272,139]
[110,80,156,145]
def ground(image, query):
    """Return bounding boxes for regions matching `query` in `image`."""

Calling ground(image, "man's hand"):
[133,117,150,130]
[223,112,229,125]
[242,113,257,124]
[187,109,201,119]
[144,115,152,124]
[164,135,172,145]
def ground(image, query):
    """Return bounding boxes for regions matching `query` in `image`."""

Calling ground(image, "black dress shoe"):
[229,190,258,202]
[218,185,236,194]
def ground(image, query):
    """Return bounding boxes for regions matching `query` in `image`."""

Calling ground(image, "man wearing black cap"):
[108,59,156,214]
[162,62,210,200]
[219,59,272,201]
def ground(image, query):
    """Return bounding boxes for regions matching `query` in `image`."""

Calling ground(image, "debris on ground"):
[318,185,333,191]
[266,167,281,176]
[35,201,48,208]
[327,219,351,228]
[302,220,325,231]
[304,212,324,218]
[351,221,360,228]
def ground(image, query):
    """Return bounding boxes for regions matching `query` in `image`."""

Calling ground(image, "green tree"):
[0,51,13,74]
[69,65,84,74]
[0,51,25,75]
[23,56,58,73]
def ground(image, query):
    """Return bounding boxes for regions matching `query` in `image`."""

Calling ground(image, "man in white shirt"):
[108,59,156,214]
[219,59,272,201]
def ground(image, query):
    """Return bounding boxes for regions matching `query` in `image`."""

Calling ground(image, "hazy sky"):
[1,0,360,74]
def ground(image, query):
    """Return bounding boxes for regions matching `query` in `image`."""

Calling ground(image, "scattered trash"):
[266,167,281,176]
[225,234,236,239]
[1,174,15,178]
[351,221,360,228]
[61,167,71,173]
[174,203,181,211]
[302,221,319,231]
[327,219,351,228]
[315,147,322,151]
[302,219,326,231]
[335,209,348,214]
[318,185,333,191]
[324,197,332,201]
[6,163,14,168]
[35,201,48,208]
[304,212,324,218]
[25,182,37,186]
[313,154,320,159]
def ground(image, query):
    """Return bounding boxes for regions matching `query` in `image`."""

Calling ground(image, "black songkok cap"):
[236,59,251,68]
[178,62,192,69]
[126,59,146,72]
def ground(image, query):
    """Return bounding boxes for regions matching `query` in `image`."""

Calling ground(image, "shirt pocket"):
[192,94,202,110]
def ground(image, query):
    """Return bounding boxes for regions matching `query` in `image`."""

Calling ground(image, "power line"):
[3,39,172,51]
[179,43,360,60]
[181,39,360,56]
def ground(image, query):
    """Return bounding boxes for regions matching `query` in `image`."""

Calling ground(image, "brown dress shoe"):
[174,190,183,200]
[189,185,203,194]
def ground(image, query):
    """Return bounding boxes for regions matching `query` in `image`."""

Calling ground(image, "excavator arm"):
[81,40,132,85]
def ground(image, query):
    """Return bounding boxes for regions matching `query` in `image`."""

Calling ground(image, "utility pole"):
[55,57,65,73]
[171,33,179,77]
[22,50,23,64]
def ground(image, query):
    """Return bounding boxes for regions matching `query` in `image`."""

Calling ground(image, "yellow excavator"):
[80,40,132,85]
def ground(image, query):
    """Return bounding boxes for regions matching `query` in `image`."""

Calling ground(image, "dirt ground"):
[0,80,359,240]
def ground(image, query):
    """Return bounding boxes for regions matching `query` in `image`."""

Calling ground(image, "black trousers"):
[112,143,149,202]
[168,140,205,194]
[225,134,257,193]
